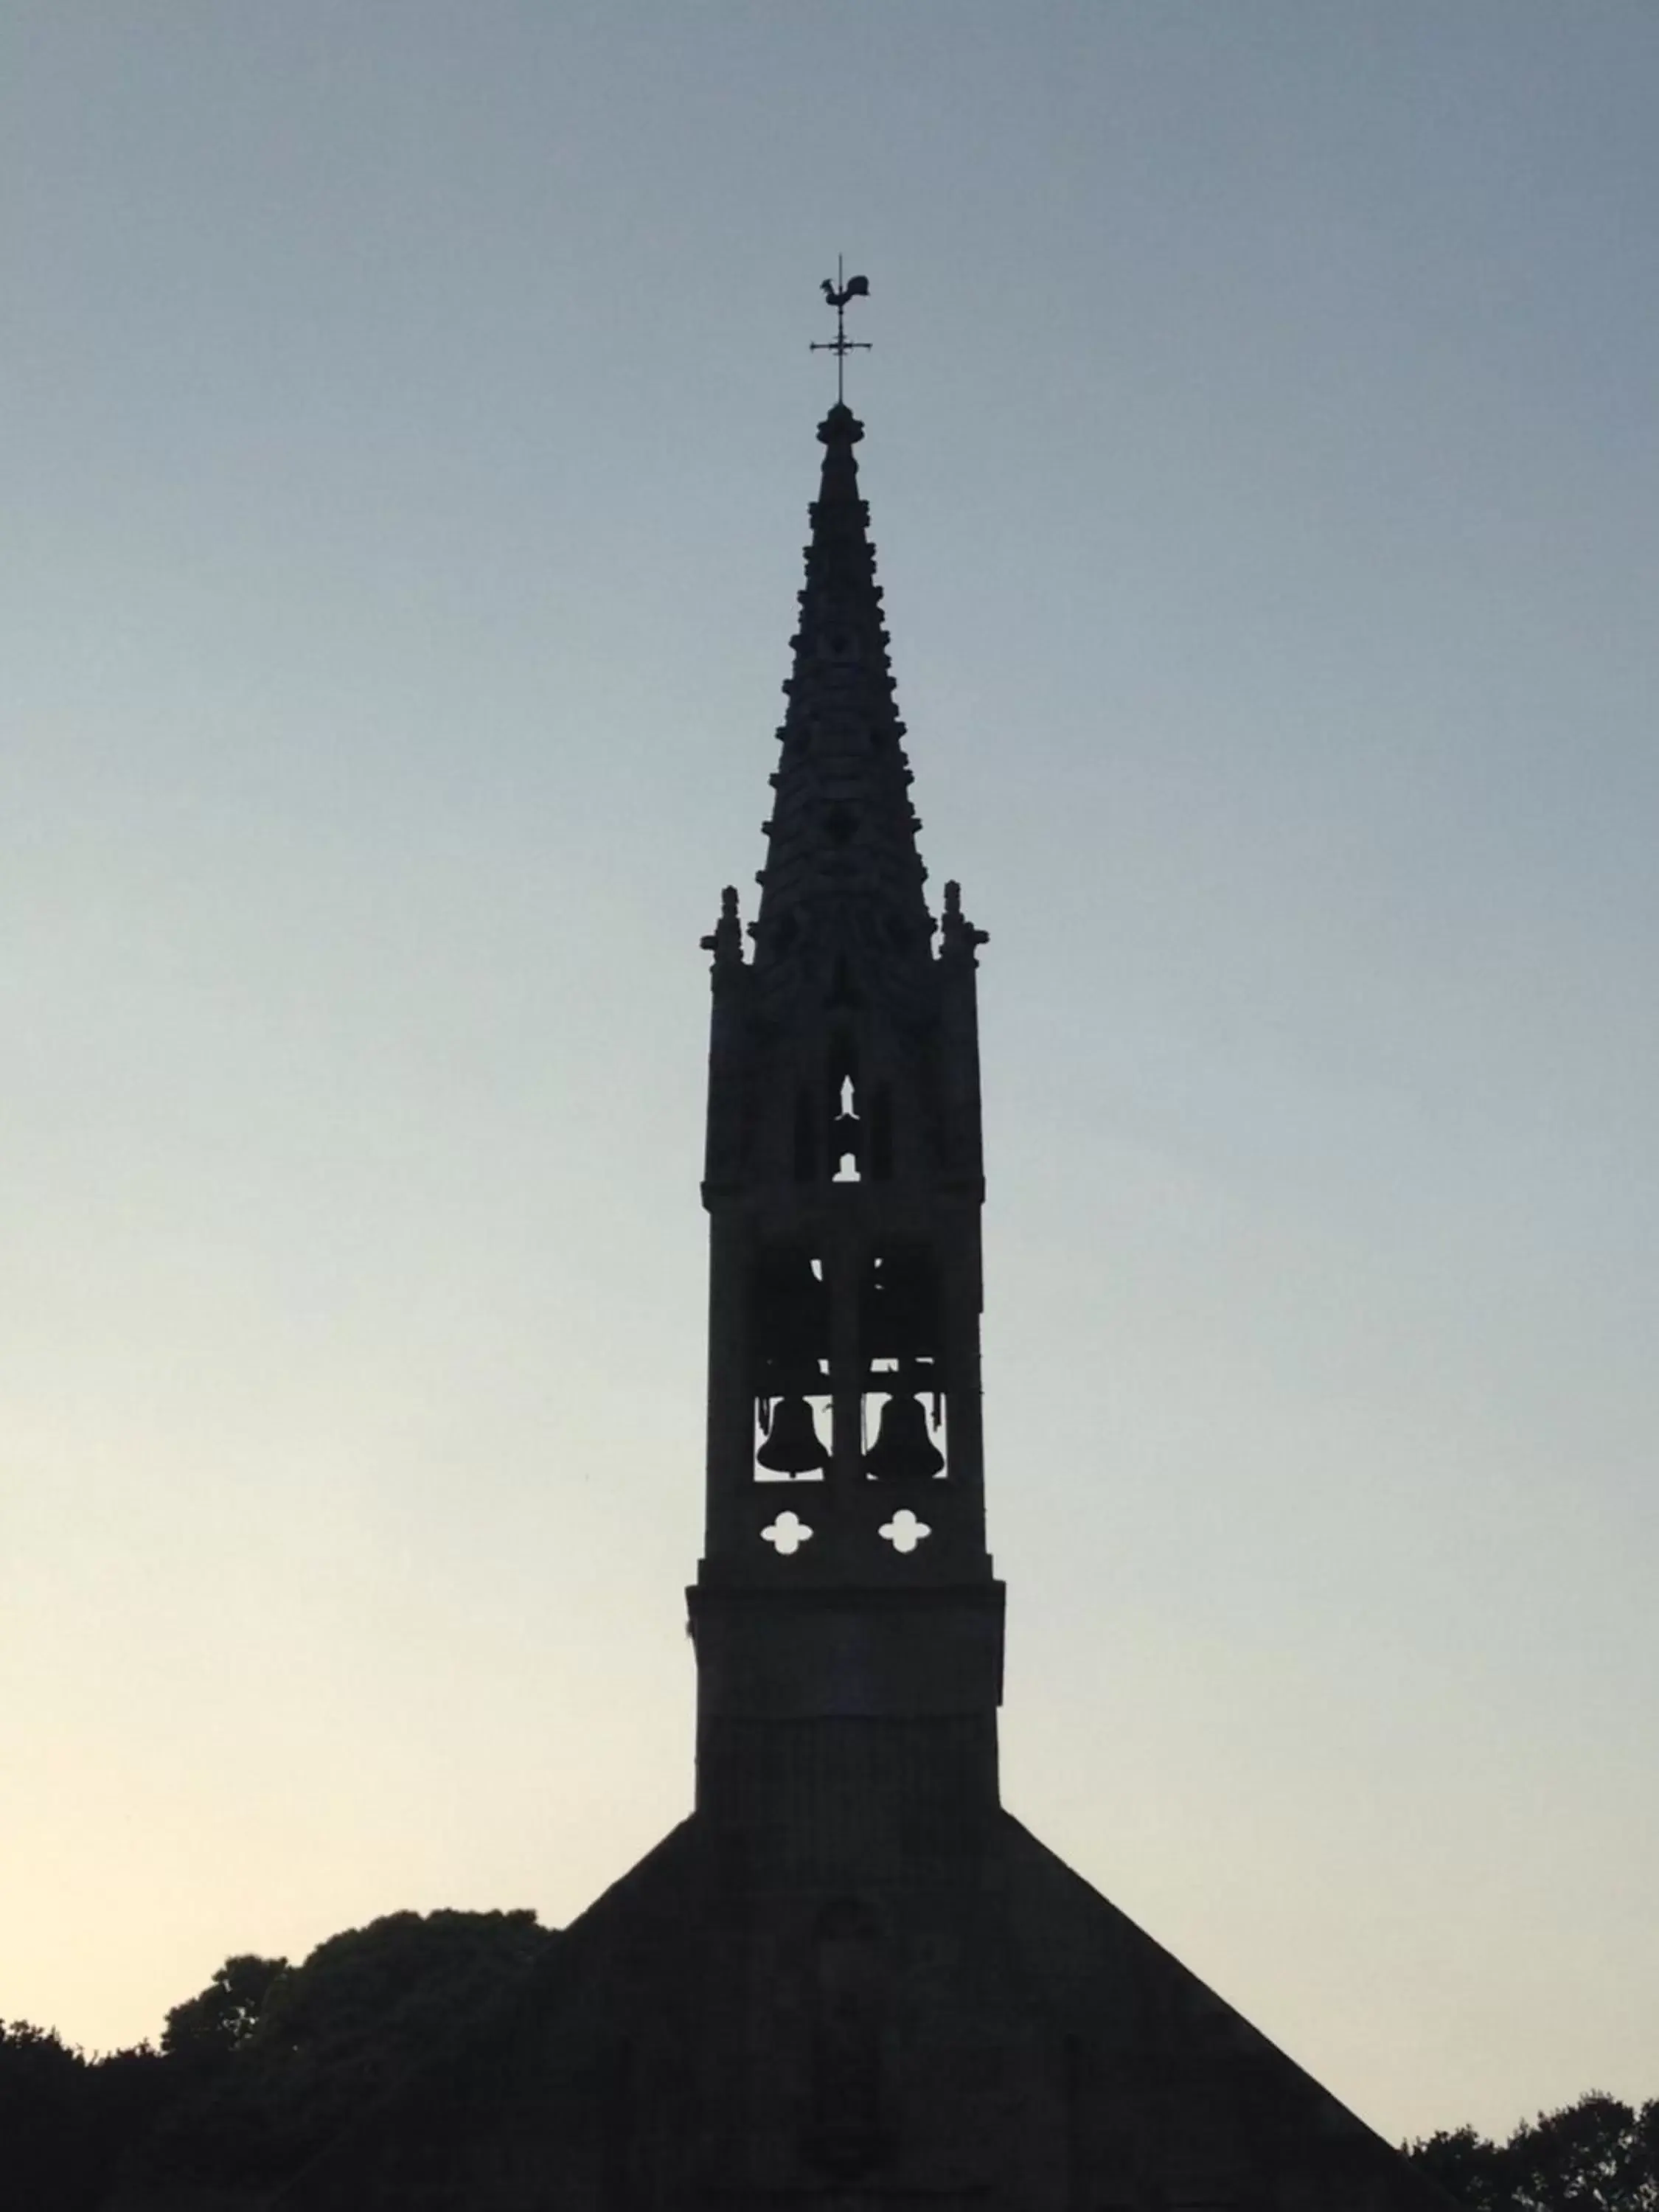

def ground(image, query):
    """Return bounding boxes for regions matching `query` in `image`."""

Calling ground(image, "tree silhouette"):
[161,1951,289,2062]
[0,1909,560,2208]
[1408,2093,1659,2212]
[0,2021,167,2212]
[137,1907,557,2193]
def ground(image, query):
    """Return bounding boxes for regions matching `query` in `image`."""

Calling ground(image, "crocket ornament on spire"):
[812,258,872,403]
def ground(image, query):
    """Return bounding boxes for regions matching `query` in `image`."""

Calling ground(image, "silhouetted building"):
[274,403,1450,2211]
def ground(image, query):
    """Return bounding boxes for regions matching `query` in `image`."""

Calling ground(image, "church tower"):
[274,354,1456,2212]
[689,398,1004,1856]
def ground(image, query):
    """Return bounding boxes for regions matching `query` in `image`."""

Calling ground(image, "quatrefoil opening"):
[878,1508,931,1554]
[761,1509,814,1557]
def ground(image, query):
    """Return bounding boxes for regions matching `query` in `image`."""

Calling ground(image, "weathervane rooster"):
[812,262,872,401]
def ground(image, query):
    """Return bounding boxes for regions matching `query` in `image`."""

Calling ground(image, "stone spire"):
[751,403,935,1021]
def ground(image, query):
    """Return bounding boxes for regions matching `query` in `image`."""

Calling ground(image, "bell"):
[757,1395,830,1475]
[862,1393,944,1482]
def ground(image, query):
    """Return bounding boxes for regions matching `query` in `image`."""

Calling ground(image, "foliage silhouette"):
[139,1907,557,2192]
[1407,2092,1659,2212]
[0,1908,557,2210]
[0,2021,167,2212]
[161,1952,289,2062]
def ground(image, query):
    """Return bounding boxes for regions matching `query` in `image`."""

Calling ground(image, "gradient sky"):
[4,1,1656,2146]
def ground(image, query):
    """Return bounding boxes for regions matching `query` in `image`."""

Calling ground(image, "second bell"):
[863,1392,945,1481]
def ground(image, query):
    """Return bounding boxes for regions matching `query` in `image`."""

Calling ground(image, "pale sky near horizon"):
[3,0,1656,2148]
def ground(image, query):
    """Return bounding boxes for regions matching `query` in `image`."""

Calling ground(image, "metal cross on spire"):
[811,257,872,403]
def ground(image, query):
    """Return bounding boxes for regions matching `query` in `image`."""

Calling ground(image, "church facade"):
[275,400,1452,2212]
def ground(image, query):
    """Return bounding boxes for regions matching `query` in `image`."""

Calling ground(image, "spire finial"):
[810,257,871,405]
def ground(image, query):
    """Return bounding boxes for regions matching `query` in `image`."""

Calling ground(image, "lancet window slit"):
[829,1046,862,1182]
